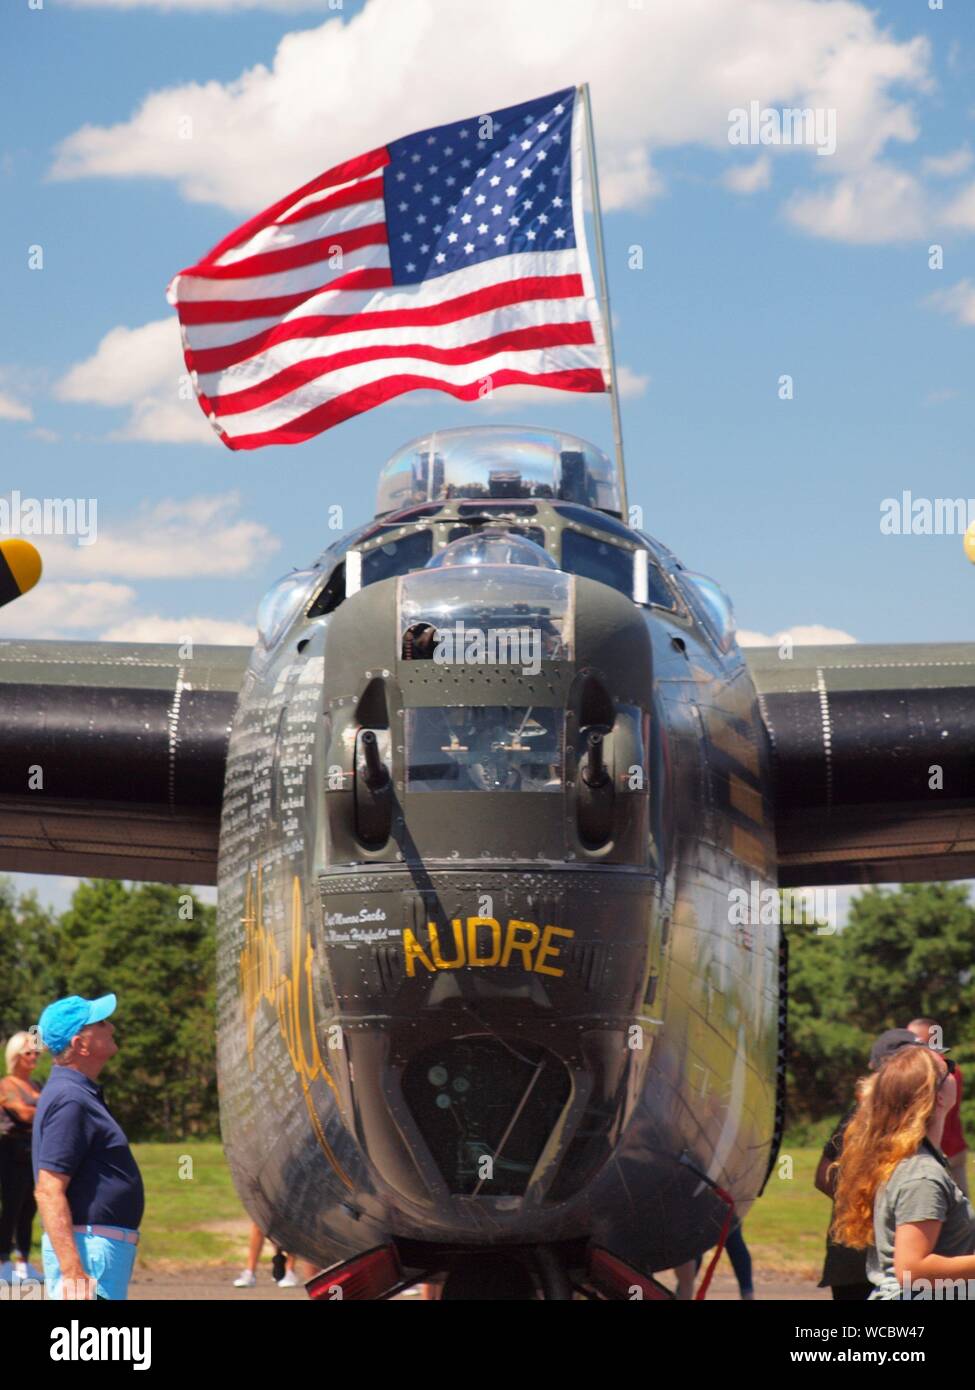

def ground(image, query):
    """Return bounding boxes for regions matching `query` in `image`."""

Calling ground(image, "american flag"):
[167,86,609,451]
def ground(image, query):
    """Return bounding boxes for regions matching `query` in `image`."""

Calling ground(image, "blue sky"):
[2,0,974,909]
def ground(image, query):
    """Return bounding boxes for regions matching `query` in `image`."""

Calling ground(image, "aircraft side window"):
[361,529,433,586]
[561,529,632,598]
[256,569,321,650]
[307,561,346,618]
[446,523,548,550]
[647,560,679,612]
[679,572,737,653]
[554,503,634,541]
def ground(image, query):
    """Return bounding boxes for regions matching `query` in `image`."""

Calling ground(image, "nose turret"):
[425,528,557,571]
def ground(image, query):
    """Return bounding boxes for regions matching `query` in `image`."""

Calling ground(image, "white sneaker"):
[233,1269,257,1287]
[13,1261,28,1280]
[277,1271,299,1288]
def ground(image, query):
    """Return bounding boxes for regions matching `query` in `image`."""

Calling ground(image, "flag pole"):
[578,81,628,521]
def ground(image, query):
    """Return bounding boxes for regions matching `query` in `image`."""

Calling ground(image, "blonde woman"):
[831,1043,975,1299]
[0,1031,42,1278]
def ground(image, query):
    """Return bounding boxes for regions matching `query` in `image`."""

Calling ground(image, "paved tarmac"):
[124,1266,829,1301]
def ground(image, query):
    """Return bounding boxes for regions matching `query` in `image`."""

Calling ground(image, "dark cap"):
[869,1028,925,1070]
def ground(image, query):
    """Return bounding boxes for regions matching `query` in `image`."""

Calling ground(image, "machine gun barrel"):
[583,730,608,788]
[360,729,390,789]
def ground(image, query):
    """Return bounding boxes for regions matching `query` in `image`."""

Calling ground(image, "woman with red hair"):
[831,1045,975,1299]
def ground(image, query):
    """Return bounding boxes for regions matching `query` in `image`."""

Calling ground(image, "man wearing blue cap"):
[32,994,144,1301]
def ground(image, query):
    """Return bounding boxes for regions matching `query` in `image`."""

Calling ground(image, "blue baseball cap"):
[38,994,117,1056]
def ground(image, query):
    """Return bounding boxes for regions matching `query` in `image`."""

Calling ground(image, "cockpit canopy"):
[375,426,622,518]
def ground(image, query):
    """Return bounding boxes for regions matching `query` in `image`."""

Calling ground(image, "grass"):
[20,1140,969,1278]
[744,1146,830,1279]
[23,1140,249,1269]
[130,1142,251,1267]
[743,1145,970,1280]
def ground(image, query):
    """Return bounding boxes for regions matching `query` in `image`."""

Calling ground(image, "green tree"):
[786,883,975,1139]
[785,913,870,1124]
[57,880,218,1140]
[840,884,975,1039]
[0,876,62,1045]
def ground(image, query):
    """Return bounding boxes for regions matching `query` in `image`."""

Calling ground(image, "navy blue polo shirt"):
[32,1065,144,1230]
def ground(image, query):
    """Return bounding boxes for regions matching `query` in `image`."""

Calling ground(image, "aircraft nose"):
[401,1037,571,1198]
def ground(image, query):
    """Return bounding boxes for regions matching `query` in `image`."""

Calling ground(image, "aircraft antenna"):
[578,82,628,521]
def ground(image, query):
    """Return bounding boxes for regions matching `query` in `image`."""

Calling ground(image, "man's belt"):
[73,1224,139,1245]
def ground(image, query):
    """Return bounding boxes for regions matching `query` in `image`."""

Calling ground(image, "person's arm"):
[0,1079,37,1125]
[34,1169,96,1299]
[814,1153,836,1198]
[33,1098,96,1300]
[893,1219,975,1284]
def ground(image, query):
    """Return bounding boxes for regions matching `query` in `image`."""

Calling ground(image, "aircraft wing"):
[0,639,249,885]
[1,636,973,890]
[745,642,975,887]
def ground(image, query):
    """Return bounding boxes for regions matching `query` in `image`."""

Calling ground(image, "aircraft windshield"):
[376,427,622,517]
[406,707,563,792]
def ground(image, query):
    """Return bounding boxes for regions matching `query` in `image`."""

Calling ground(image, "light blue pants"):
[42,1229,137,1300]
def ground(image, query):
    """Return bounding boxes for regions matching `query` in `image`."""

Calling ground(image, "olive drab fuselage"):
[215,430,780,1275]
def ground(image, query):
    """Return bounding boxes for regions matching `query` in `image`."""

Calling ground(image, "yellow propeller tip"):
[965,522,975,565]
[0,539,43,605]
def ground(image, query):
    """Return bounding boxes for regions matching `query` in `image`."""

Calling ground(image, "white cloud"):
[737,624,857,647]
[721,155,771,194]
[944,180,975,233]
[0,493,272,643]
[38,491,280,580]
[786,161,975,245]
[0,367,50,424]
[785,164,928,243]
[923,146,973,178]
[0,391,33,423]
[597,146,663,210]
[57,320,177,408]
[99,614,255,644]
[925,279,975,328]
[616,365,649,399]
[0,581,136,639]
[49,0,932,229]
[55,318,216,444]
[29,427,61,444]
[0,578,255,646]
